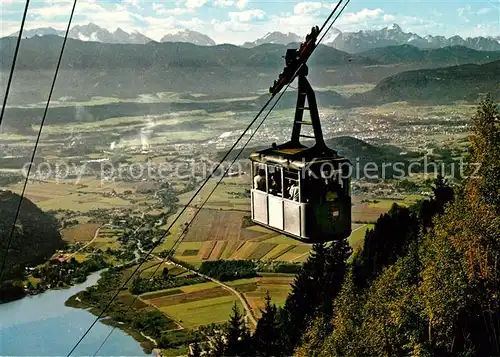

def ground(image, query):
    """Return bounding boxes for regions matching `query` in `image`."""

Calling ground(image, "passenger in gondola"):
[288,180,299,201]
[254,169,266,191]
[269,172,282,196]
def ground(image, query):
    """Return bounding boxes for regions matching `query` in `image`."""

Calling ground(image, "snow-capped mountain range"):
[242,31,301,47]
[12,23,153,44]
[10,23,500,52]
[242,29,341,47]
[328,24,500,52]
[160,29,216,46]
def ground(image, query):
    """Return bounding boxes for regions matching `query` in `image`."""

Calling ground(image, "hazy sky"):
[0,0,499,44]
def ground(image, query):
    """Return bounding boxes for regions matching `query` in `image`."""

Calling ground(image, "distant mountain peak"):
[387,23,402,31]
[328,24,500,53]
[243,31,301,47]
[6,22,500,52]
[160,29,216,46]
[10,23,152,44]
[11,27,64,38]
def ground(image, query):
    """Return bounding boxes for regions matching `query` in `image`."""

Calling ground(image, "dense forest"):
[191,95,500,356]
[199,260,258,281]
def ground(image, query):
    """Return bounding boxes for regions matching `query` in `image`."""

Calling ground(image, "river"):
[0,271,151,356]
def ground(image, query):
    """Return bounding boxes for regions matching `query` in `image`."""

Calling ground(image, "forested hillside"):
[350,60,500,105]
[195,95,500,357]
[358,45,500,65]
[0,191,64,301]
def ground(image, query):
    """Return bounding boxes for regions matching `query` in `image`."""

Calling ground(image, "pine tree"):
[321,239,351,318]
[225,303,246,356]
[252,291,282,356]
[294,315,332,357]
[323,269,365,357]
[417,95,500,355]
[280,241,350,354]
[355,203,419,285]
[292,96,500,357]
[280,243,326,352]
[418,174,454,232]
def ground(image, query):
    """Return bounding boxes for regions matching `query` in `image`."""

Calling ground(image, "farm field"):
[226,276,295,317]
[176,176,251,212]
[141,281,243,328]
[141,275,295,328]
[4,177,158,213]
[0,83,476,356]
[365,195,427,210]
[165,204,389,265]
[61,223,100,243]
[351,195,389,222]
[88,226,125,251]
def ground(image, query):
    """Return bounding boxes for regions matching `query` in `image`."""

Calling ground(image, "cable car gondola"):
[249,28,352,243]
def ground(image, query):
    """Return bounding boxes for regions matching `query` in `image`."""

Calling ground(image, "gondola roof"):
[249,143,350,171]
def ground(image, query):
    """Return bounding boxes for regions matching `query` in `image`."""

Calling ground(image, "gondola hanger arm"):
[268,25,320,96]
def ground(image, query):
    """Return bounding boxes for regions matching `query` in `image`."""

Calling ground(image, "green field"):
[227,277,295,317]
[159,295,242,328]
[141,276,295,327]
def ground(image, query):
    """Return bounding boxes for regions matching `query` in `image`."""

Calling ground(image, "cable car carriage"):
[249,34,352,243]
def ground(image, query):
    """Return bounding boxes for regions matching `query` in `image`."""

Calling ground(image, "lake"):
[0,271,151,356]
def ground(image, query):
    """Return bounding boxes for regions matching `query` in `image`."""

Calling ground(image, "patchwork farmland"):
[140,275,295,328]
[169,208,374,266]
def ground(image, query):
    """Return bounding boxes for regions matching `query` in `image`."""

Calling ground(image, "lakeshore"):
[0,270,151,356]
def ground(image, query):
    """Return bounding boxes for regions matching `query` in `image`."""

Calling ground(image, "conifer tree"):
[432,174,454,213]
[354,203,419,285]
[225,303,247,356]
[418,96,500,355]
[294,315,332,357]
[293,96,500,357]
[321,239,351,318]
[418,174,454,231]
[280,241,350,354]
[323,269,365,357]
[252,291,282,356]
[280,243,326,351]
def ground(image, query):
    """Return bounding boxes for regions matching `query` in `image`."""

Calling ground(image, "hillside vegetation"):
[0,37,375,71]
[0,190,63,278]
[351,60,500,105]
[359,44,500,65]
[0,190,64,301]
